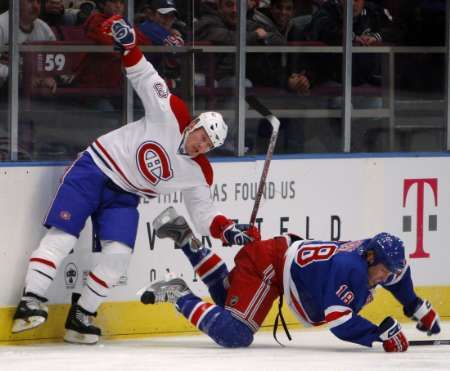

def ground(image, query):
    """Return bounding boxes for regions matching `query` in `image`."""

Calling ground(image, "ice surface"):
[0,323,449,371]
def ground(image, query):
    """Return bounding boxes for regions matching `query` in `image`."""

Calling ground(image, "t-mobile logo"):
[402,178,438,258]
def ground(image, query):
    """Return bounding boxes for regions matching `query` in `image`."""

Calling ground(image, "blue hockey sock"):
[176,294,254,348]
[181,244,229,305]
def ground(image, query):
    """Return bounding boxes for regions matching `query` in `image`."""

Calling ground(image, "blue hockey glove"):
[222,223,261,246]
[378,316,409,352]
[101,15,136,53]
[404,298,441,336]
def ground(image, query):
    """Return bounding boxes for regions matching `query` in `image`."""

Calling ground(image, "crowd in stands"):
[0,0,446,158]
[0,0,445,97]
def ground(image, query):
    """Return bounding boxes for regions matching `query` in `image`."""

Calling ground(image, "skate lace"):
[76,310,93,327]
[154,285,186,304]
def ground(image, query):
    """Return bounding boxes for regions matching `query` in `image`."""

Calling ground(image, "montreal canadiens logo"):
[137,141,173,185]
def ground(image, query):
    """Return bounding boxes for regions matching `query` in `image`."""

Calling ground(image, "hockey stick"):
[409,339,450,346]
[245,95,281,227]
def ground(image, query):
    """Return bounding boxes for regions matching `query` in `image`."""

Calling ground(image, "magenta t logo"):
[403,178,438,258]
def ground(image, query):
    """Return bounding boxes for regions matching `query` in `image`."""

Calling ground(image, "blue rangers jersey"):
[282,239,418,347]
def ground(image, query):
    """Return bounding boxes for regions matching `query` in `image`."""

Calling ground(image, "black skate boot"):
[11,292,48,333]
[64,293,101,345]
[153,206,202,251]
[140,278,192,305]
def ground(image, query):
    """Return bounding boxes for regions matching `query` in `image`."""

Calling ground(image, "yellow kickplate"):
[1,286,448,344]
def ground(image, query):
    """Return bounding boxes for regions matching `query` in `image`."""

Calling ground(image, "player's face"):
[219,0,237,28]
[185,128,213,156]
[20,0,41,24]
[270,0,295,31]
[153,11,177,30]
[367,263,391,287]
[103,0,125,17]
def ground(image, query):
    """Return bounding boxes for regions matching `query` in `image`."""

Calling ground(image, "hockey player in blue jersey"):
[140,208,441,352]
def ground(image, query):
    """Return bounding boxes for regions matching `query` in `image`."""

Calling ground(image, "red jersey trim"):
[30,258,56,269]
[170,95,191,133]
[193,155,213,186]
[89,272,109,288]
[290,290,326,327]
[123,46,144,67]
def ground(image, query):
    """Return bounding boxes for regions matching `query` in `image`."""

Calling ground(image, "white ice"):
[1,322,449,371]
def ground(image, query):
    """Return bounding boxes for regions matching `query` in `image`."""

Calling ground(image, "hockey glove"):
[378,316,408,352]
[101,15,136,54]
[404,298,441,336]
[222,223,261,246]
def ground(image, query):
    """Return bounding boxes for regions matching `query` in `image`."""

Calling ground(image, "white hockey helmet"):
[190,111,228,149]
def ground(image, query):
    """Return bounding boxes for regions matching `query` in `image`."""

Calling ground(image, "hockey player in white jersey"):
[11,15,260,344]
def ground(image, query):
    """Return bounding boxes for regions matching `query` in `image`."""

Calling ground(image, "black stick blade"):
[246,95,272,117]
[409,339,450,346]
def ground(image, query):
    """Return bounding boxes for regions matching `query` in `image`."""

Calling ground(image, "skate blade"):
[11,316,46,333]
[64,329,99,345]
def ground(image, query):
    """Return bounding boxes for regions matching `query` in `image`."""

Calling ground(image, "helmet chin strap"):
[177,131,189,156]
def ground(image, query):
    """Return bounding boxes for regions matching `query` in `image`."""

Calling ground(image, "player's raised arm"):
[101,15,171,118]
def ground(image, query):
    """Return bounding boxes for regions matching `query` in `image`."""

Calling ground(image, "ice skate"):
[64,293,101,345]
[153,207,202,251]
[140,278,192,305]
[11,293,48,333]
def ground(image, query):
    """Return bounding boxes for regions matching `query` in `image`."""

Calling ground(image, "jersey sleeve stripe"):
[324,305,353,329]
[92,140,157,197]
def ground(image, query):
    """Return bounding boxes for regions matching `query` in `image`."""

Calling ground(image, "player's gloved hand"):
[404,298,441,336]
[101,15,136,53]
[222,223,261,246]
[378,316,409,352]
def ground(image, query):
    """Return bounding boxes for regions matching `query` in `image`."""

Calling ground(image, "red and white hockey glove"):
[101,15,136,54]
[404,298,441,336]
[378,316,409,352]
[210,215,261,246]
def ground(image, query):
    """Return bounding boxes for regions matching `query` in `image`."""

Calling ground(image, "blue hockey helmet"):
[357,233,406,273]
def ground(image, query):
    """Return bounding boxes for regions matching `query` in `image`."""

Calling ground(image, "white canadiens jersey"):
[86,54,218,236]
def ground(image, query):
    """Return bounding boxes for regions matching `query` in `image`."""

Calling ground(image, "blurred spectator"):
[287,0,404,152]
[40,0,69,26]
[248,0,295,87]
[138,0,185,84]
[288,0,402,94]
[290,0,321,31]
[0,0,57,159]
[194,0,274,86]
[39,0,95,27]
[139,0,184,46]
[76,1,96,25]
[0,0,56,90]
[67,0,149,111]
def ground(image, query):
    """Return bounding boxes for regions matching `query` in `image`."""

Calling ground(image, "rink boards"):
[0,155,449,342]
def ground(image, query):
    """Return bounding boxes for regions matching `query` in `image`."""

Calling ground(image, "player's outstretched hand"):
[378,316,409,352]
[405,298,441,336]
[222,223,261,246]
[101,15,136,53]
